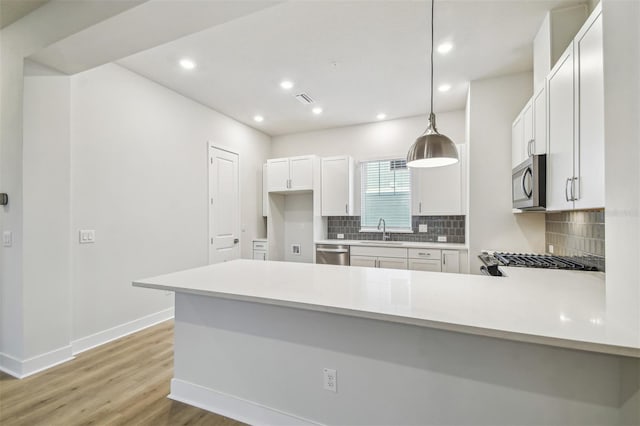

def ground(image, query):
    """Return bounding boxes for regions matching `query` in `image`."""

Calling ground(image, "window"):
[360,159,412,231]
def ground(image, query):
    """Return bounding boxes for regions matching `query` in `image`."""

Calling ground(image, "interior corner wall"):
[69,63,271,342]
[467,72,545,274]
[22,75,72,360]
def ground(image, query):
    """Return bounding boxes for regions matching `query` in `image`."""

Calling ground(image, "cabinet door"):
[512,115,524,168]
[289,156,313,190]
[408,259,441,272]
[546,44,575,211]
[532,85,547,155]
[412,146,463,216]
[267,159,290,192]
[377,257,408,270]
[574,11,604,209]
[350,255,377,268]
[262,164,268,216]
[321,156,353,216]
[252,250,267,261]
[441,250,460,273]
[522,100,534,158]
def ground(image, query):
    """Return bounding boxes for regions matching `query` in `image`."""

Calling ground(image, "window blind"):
[360,159,411,229]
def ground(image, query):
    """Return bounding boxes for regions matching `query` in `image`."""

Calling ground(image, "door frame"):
[208,142,241,264]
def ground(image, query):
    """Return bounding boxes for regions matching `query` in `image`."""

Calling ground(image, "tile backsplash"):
[545,209,605,271]
[327,216,465,243]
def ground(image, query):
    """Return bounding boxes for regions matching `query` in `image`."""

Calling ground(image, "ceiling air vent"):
[295,93,315,105]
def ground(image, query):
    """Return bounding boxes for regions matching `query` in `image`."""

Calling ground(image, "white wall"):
[69,63,271,341]
[283,193,314,263]
[602,0,640,387]
[271,112,465,160]
[22,76,72,360]
[467,72,546,274]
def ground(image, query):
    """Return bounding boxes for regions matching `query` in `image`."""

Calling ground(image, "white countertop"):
[133,259,639,358]
[315,239,468,250]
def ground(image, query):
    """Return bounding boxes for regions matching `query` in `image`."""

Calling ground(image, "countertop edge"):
[133,280,640,359]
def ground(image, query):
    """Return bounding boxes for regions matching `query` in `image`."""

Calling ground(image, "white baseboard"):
[72,307,174,355]
[0,345,74,379]
[169,378,321,426]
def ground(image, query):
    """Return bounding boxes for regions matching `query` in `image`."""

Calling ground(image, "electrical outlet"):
[438,236,447,242]
[337,234,344,239]
[548,244,554,254]
[323,368,337,392]
[418,224,428,233]
[291,244,301,255]
[2,231,12,247]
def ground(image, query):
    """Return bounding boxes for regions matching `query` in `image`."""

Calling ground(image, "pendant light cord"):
[430,0,434,115]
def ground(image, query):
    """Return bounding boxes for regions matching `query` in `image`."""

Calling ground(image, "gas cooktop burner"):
[478,252,599,276]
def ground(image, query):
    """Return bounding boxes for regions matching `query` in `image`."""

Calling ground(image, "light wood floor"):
[0,320,245,426]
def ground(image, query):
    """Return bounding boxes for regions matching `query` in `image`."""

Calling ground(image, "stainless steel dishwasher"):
[315,244,350,265]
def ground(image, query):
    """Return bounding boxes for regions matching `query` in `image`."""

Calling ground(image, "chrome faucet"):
[377,218,390,241]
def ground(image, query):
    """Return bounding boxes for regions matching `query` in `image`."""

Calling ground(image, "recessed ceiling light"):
[312,107,323,115]
[376,113,387,120]
[438,84,452,92]
[253,115,264,122]
[437,42,454,54]
[280,80,294,90]
[179,58,196,70]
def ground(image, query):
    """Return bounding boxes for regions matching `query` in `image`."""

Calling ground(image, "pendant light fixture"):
[407,0,458,168]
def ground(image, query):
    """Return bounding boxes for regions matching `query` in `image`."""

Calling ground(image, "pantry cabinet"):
[411,145,465,215]
[267,155,314,192]
[546,5,604,211]
[321,156,355,216]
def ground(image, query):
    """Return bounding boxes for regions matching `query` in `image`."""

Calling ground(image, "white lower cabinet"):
[350,246,407,269]
[441,250,460,273]
[378,257,408,270]
[350,255,377,268]
[252,240,268,261]
[408,259,441,272]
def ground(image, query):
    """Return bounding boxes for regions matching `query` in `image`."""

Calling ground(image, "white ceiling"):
[0,0,49,29]
[29,0,586,136]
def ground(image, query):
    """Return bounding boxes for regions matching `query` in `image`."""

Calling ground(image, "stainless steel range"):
[478,251,599,276]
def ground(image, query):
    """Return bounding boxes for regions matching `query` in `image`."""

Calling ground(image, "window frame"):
[359,158,414,233]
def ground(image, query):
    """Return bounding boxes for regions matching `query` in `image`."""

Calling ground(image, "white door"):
[267,158,289,192]
[289,156,313,190]
[441,250,460,273]
[522,100,534,157]
[209,146,240,264]
[532,85,547,155]
[511,115,524,168]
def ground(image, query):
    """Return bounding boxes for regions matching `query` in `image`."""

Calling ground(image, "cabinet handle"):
[527,139,535,157]
[565,178,572,202]
[571,177,577,201]
[443,254,446,265]
[345,204,348,214]
[419,202,422,213]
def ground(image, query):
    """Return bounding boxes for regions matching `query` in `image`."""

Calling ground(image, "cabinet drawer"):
[350,246,407,258]
[408,248,441,259]
[253,241,268,250]
[408,259,441,272]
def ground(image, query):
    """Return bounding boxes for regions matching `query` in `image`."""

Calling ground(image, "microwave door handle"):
[522,168,533,198]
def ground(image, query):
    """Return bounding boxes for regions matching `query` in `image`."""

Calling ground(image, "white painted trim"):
[169,378,322,426]
[0,345,74,379]
[71,307,174,355]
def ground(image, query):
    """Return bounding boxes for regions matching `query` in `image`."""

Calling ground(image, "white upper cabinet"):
[412,145,465,215]
[547,43,576,211]
[321,156,354,216]
[262,164,268,216]
[511,114,525,168]
[267,155,314,192]
[574,7,604,210]
[532,85,547,156]
[546,4,604,211]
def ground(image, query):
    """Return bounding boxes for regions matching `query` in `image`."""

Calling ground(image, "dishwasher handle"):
[316,248,349,253]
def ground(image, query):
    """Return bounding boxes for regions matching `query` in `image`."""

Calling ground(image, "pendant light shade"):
[407,0,458,168]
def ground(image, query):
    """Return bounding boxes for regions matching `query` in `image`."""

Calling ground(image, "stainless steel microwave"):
[512,155,546,210]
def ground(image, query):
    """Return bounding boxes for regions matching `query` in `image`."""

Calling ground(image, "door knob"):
[234,238,239,244]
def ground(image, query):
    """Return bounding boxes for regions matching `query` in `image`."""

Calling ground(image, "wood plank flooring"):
[0,320,245,426]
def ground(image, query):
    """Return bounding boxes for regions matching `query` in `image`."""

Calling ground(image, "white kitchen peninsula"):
[134,260,640,426]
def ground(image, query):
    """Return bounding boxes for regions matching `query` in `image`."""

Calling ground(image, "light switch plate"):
[79,230,95,244]
[548,244,554,254]
[418,224,428,233]
[437,236,447,242]
[2,231,12,247]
